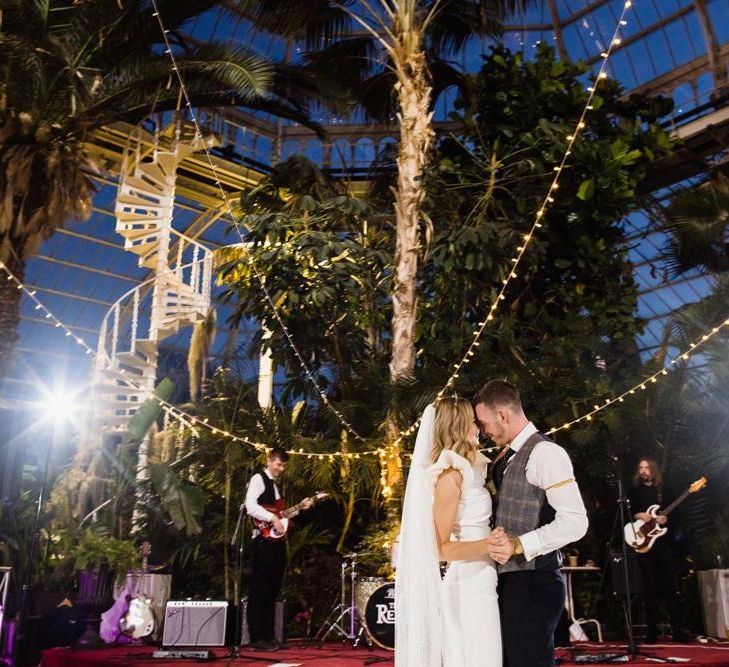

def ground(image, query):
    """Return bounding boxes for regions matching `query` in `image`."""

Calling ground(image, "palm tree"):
[0,0,339,381]
[230,1,531,503]
[292,0,532,383]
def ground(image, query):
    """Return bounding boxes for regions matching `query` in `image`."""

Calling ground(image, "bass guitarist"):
[244,447,312,651]
[627,457,687,643]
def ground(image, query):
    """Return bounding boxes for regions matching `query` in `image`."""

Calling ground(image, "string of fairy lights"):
[0,256,382,459]
[546,316,729,435]
[149,0,365,443]
[390,0,637,447]
[4,207,729,460]
[6,0,727,464]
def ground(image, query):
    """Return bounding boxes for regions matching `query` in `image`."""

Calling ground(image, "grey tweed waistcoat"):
[494,431,561,574]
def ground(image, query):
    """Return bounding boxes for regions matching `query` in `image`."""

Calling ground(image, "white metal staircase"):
[90,130,214,432]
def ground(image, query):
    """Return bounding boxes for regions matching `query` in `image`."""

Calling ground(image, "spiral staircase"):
[89,128,214,436]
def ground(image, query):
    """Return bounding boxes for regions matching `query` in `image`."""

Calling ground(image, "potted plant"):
[68,531,139,646]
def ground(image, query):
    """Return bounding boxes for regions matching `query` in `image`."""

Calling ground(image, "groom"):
[474,380,588,667]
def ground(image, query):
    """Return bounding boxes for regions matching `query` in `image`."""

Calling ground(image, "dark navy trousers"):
[498,568,565,667]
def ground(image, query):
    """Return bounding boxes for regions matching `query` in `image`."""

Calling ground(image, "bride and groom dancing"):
[395,379,589,667]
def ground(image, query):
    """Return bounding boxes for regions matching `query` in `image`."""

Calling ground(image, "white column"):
[257,325,274,409]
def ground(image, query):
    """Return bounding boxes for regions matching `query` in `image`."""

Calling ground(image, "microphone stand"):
[615,473,638,659]
[229,501,247,659]
[609,455,670,664]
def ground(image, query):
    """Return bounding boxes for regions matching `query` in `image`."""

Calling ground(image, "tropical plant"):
[137,365,380,602]
[662,166,729,276]
[0,0,346,381]
[65,530,139,576]
[230,1,537,507]
[221,45,674,493]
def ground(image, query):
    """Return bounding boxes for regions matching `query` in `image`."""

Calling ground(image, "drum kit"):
[313,551,395,651]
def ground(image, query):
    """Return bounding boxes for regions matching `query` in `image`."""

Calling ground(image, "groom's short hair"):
[473,379,522,411]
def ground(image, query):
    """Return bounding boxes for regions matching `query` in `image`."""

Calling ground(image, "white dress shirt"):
[506,422,589,562]
[245,469,281,523]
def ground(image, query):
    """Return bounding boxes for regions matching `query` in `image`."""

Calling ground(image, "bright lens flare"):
[39,390,78,424]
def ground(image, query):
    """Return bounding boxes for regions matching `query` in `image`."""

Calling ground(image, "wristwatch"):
[509,535,524,557]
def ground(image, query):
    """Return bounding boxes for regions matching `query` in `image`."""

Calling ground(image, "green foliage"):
[64,529,139,578]
[149,463,204,537]
[0,0,275,263]
[127,378,174,441]
[219,160,393,430]
[136,366,381,608]
[221,45,674,442]
[664,166,729,275]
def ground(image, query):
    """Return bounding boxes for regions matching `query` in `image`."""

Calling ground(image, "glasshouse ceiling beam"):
[20,316,97,335]
[640,101,729,194]
[35,255,138,283]
[57,228,124,251]
[693,0,728,90]
[27,285,113,308]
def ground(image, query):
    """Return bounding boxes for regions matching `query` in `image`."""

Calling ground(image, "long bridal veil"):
[394,403,442,666]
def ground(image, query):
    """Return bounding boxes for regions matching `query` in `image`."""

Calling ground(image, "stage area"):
[41,642,395,666]
[556,641,729,665]
[40,640,729,666]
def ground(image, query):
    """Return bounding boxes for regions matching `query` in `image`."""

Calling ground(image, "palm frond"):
[663,174,729,275]
[225,0,355,49]
[181,42,273,99]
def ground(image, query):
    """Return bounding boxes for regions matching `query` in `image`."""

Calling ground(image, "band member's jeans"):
[247,538,286,643]
[636,543,682,641]
[498,568,565,667]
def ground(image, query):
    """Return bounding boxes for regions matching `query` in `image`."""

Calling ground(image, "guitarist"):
[244,447,312,651]
[627,458,687,643]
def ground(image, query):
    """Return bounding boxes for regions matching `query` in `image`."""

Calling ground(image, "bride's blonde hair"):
[431,397,478,464]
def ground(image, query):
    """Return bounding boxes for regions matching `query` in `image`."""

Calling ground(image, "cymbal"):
[342,551,376,558]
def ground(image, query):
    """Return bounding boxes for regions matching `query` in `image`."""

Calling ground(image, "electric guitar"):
[119,542,155,639]
[624,477,707,553]
[252,492,329,540]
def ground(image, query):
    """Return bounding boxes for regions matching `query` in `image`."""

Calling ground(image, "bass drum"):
[363,582,395,650]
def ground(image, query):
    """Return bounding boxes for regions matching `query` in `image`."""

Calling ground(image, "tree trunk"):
[0,253,23,381]
[389,49,434,384]
[384,17,434,508]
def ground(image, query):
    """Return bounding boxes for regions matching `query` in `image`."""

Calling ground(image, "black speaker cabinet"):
[610,551,644,596]
[162,601,228,647]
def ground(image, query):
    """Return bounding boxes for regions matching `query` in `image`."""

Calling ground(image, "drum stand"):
[313,554,373,648]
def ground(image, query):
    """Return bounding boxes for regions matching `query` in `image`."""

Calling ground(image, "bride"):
[395,397,502,667]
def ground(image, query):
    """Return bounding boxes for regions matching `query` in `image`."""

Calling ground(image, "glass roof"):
[3,0,729,405]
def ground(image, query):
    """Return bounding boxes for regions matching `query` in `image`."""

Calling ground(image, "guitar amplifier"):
[699,569,729,638]
[161,601,228,647]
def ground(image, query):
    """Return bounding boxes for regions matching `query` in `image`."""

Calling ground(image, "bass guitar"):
[624,477,707,553]
[252,492,329,540]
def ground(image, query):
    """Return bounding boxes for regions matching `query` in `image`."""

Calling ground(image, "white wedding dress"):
[429,449,502,667]
[395,405,501,667]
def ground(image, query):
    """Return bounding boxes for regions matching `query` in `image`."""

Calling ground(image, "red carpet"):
[41,642,395,666]
[41,641,729,666]
[557,641,729,665]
